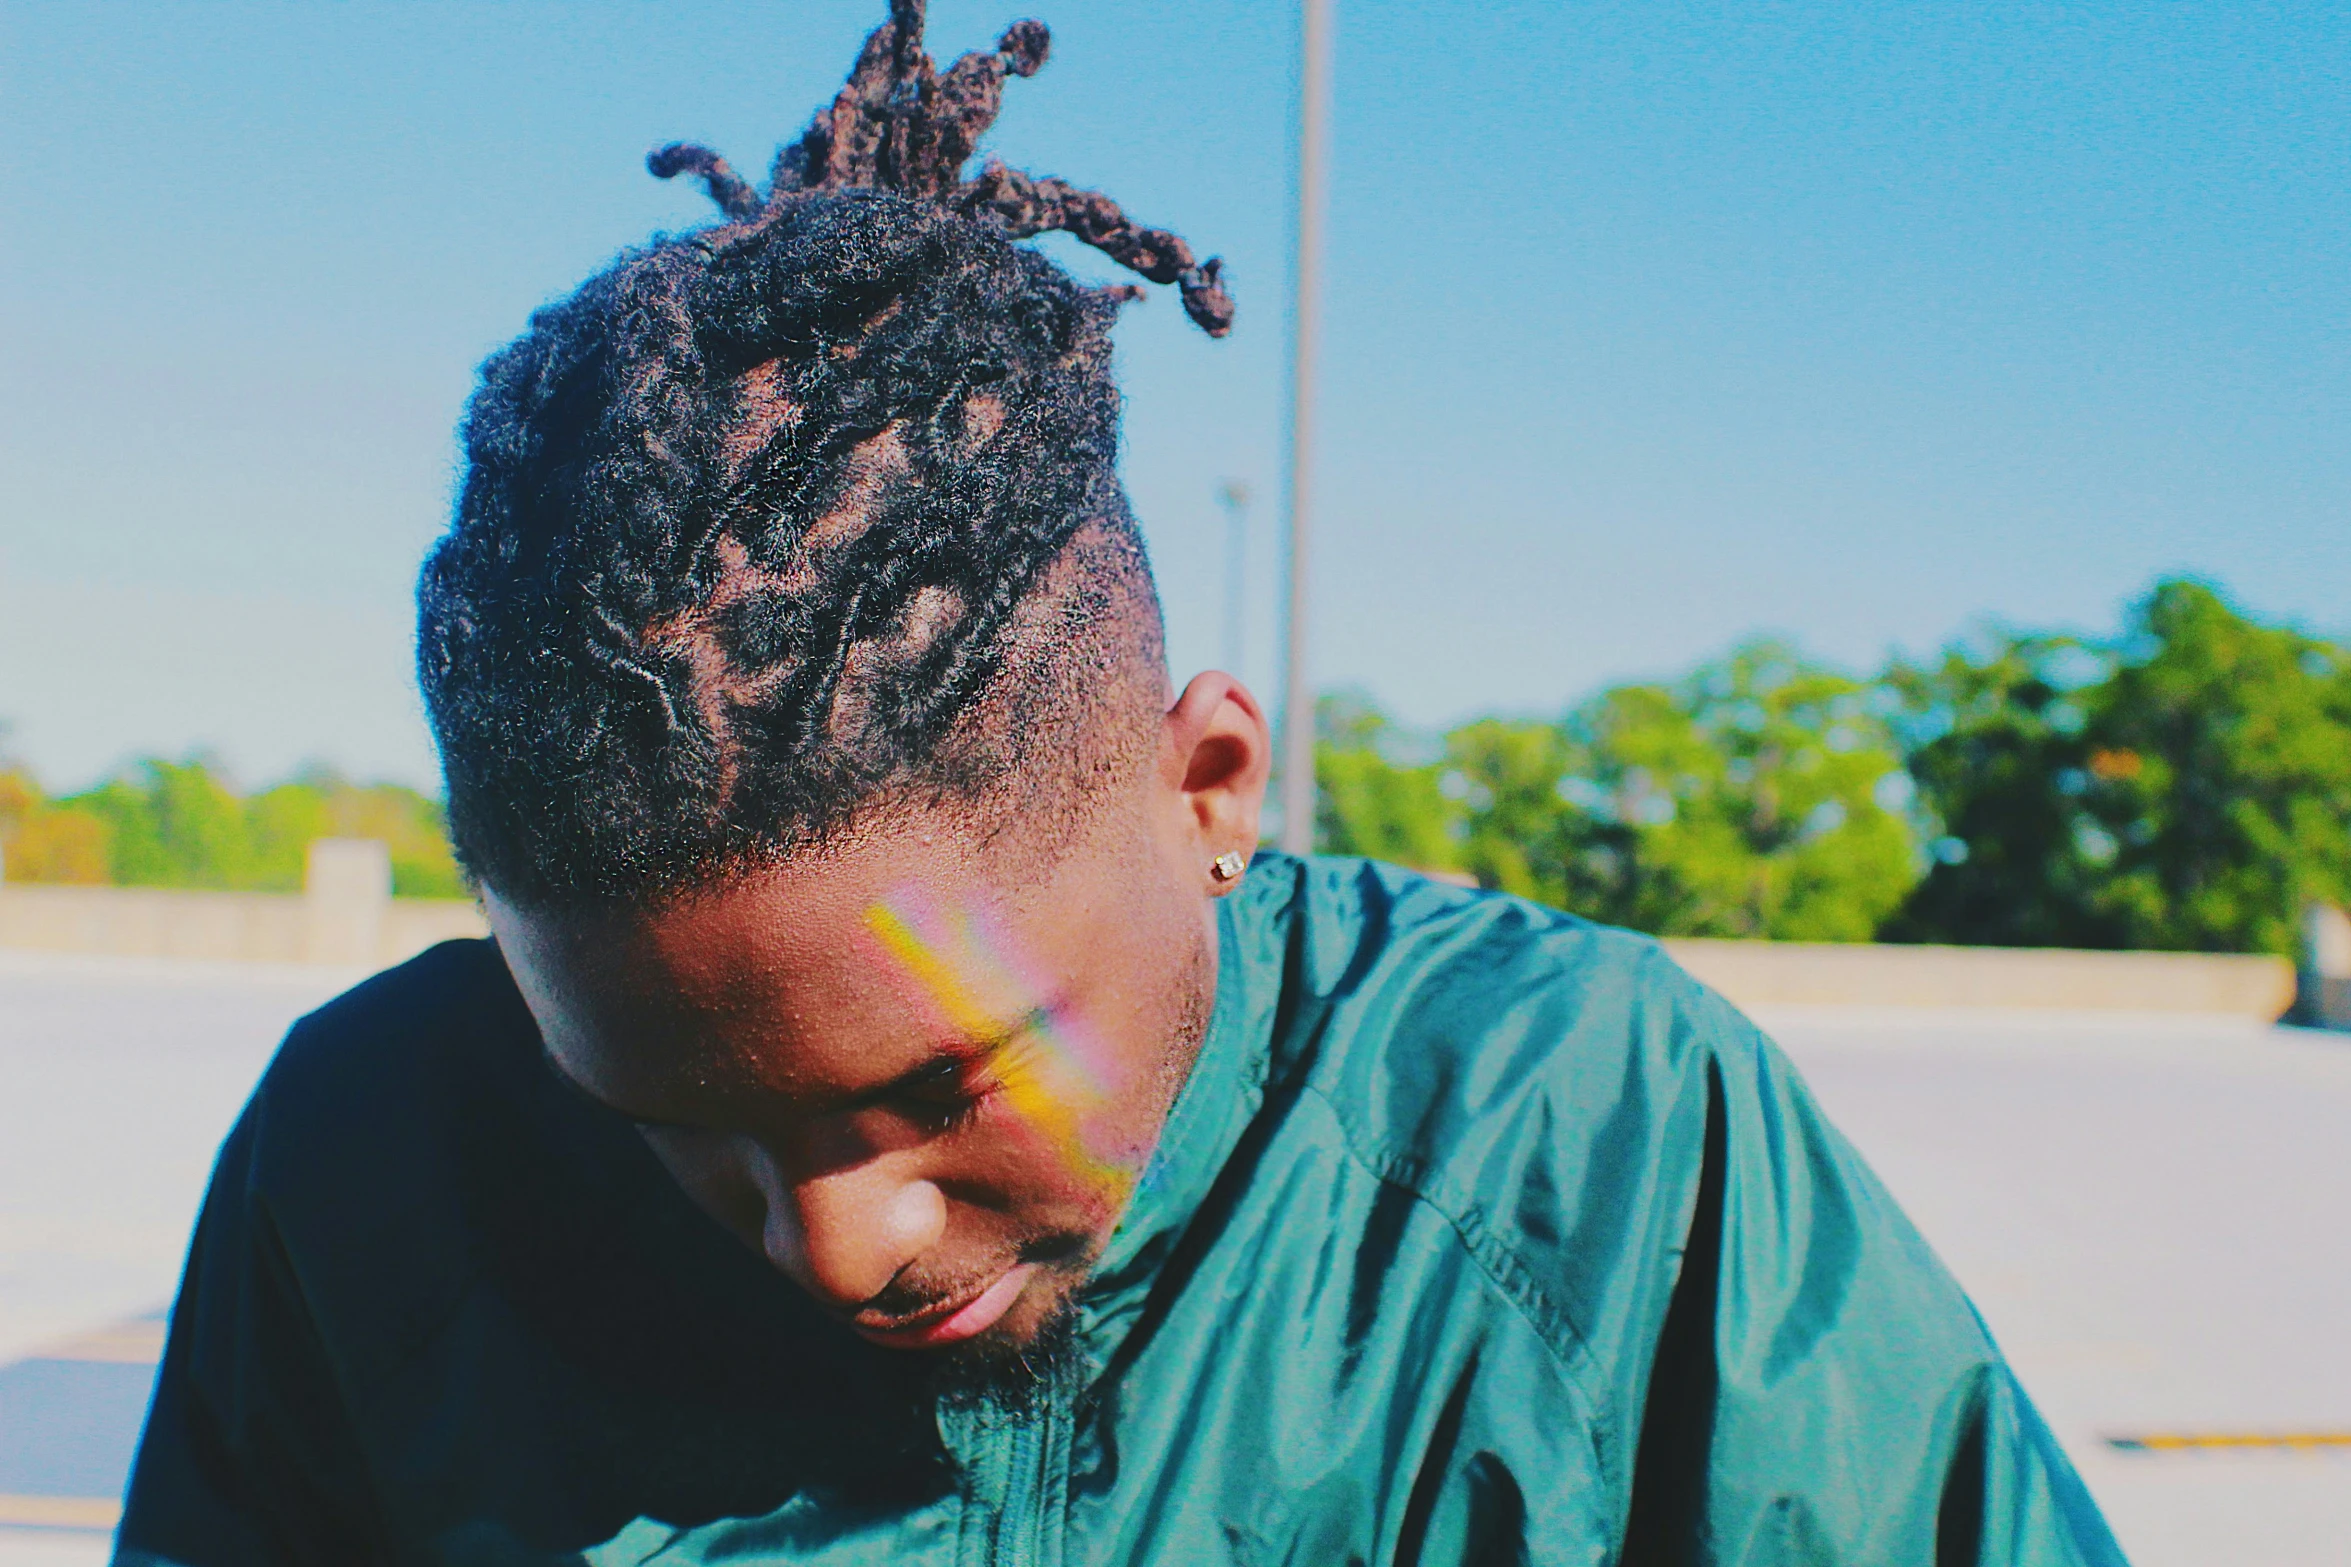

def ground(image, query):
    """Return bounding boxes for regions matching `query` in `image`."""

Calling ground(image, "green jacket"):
[120,854,2124,1565]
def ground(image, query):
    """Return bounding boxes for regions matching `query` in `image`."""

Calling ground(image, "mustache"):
[862,1229,1094,1320]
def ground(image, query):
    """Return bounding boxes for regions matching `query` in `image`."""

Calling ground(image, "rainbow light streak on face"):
[863,893,1135,1204]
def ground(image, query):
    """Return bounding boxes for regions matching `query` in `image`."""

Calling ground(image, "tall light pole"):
[1280,0,1332,856]
[1216,479,1251,677]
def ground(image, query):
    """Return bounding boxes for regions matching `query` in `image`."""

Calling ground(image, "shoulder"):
[1241,854,1741,1148]
[1240,855,1752,1346]
[242,938,533,1188]
[227,940,552,1359]
[268,936,525,1077]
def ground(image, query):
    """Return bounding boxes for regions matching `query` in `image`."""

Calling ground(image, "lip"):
[851,1263,1039,1350]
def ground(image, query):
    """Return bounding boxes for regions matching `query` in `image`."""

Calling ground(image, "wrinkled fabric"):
[118,854,2126,1566]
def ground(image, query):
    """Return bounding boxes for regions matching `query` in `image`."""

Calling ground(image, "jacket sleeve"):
[1616,999,2129,1567]
[114,1107,387,1567]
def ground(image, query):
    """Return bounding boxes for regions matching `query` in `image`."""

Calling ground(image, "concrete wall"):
[0,883,488,969]
[1664,936,2294,1019]
[0,839,486,970]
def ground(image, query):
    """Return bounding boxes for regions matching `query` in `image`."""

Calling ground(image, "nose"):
[765,1159,949,1311]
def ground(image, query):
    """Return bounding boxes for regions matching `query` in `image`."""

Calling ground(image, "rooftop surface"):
[1,950,2344,1565]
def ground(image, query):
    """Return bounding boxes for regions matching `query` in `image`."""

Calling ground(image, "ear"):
[1158,671,1273,890]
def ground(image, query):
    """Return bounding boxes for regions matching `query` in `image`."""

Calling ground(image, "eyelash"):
[903,1075,997,1134]
[629,1070,1001,1140]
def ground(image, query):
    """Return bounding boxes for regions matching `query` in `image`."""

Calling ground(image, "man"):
[119,4,2126,1562]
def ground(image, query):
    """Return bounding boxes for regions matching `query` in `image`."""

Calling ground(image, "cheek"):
[1045,909,1211,1171]
[944,1092,1137,1227]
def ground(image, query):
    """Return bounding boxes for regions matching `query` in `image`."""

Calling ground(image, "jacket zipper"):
[948,1390,1071,1567]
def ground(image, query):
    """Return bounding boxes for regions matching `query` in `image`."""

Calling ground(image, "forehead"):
[488,819,1132,1109]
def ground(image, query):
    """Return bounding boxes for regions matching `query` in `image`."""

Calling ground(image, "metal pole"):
[1280,0,1331,857]
[1217,480,1251,677]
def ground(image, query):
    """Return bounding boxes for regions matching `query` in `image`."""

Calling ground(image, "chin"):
[925,1281,1084,1406]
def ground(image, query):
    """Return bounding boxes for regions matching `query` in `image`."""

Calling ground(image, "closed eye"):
[874,1003,1054,1131]
[890,1056,969,1102]
[890,1059,999,1133]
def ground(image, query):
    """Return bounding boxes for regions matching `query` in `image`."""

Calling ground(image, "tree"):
[37,757,469,898]
[1880,632,2110,947]
[1889,580,2351,955]
[2084,581,2351,953]
[69,758,255,888]
[1313,692,1465,874]
[0,750,115,884]
[1446,716,1579,903]
[247,770,469,898]
[1540,641,1919,941]
[1316,646,1921,942]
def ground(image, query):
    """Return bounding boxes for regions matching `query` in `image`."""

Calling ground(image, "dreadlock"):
[417,0,1232,907]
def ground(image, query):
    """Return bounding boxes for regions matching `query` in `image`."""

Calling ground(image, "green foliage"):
[1312,581,2351,955]
[1314,692,1466,873]
[1879,633,2108,947]
[1316,644,1919,942]
[1891,580,2351,955]
[8,757,468,898]
[1551,642,1919,941]
[71,759,257,889]
[1447,715,1577,902]
[246,774,470,899]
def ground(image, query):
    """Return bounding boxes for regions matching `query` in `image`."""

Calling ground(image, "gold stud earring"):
[1210,851,1248,883]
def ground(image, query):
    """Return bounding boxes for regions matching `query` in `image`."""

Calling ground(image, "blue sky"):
[3,0,2345,792]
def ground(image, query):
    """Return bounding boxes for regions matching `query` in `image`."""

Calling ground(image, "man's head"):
[418,0,1261,1372]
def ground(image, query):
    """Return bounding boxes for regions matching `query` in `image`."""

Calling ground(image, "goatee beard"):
[923,1293,1085,1412]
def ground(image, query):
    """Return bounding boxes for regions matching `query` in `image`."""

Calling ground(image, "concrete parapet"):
[1665,936,2295,1020]
[0,875,486,970]
[303,838,392,965]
